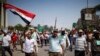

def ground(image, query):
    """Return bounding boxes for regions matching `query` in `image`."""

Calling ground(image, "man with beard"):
[59,30,70,56]
[48,30,64,56]
[75,29,87,56]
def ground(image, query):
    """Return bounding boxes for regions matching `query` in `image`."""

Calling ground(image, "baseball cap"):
[78,29,83,32]
[29,27,34,30]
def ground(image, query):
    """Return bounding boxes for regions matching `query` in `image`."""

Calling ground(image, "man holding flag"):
[3,3,37,56]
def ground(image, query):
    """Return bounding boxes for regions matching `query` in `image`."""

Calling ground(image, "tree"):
[7,26,14,32]
[65,28,70,32]
[43,25,49,31]
[14,24,23,31]
[8,26,14,30]
[95,4,100,11]
[23,24,32,31]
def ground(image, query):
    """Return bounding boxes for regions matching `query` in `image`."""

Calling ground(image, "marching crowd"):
[0,27,100,56]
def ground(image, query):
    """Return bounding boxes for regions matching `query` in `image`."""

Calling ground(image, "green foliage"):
[43,25,48,31]
[37,24,54,32]
[48,26,53,32]
[8,26,14,30]
[14,24,24,31]
[13,24,70,32]
[65,28,70,32]
[95,4,100,11]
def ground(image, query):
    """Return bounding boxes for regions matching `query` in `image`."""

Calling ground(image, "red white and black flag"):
[3,3,36,25]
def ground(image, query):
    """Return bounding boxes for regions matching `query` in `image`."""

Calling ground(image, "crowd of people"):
[0,27,100,56]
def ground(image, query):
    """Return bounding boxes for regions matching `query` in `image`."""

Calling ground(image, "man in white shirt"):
[29,28,39,54]
[2,31,13,56]
[29,27,39,41]
[23,31,38,56]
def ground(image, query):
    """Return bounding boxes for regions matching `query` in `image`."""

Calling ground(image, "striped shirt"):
[75,35,87,51]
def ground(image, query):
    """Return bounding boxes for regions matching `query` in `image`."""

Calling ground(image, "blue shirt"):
[59,35,67,48]
[49,36,62,52]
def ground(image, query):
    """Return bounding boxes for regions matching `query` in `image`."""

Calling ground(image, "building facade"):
[77,8,100,31]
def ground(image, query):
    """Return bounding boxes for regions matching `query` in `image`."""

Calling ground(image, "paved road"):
[5,45,74,56]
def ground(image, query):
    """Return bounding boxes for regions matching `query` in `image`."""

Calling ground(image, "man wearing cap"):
[29,28,39,56]
[74,29,87,56]
[48,30,64,56]
[23,30,38,56]
[29,27,38,41]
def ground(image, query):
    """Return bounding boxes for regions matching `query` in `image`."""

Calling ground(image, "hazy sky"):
[7,0,100,29]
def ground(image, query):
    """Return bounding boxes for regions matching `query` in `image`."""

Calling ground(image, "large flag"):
[3,3,36,25]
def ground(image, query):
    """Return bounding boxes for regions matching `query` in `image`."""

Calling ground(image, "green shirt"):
[31,32,37,41]
[0,34,3,41]
[96,40,100,46]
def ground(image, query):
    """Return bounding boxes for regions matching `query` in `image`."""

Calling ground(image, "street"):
[5,45,74,56]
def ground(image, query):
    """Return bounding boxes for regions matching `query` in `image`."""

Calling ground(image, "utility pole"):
[54,17,57,30]
[87,0,88,8]
[86,0,89,30]
[0,0,7,29]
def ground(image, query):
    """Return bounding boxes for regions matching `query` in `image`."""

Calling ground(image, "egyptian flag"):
[3,3,36,25]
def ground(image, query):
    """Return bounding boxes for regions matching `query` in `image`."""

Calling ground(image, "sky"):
[7,0,100,29]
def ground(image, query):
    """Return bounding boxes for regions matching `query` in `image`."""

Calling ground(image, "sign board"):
[38,26,44,32]
[85,13,92,20]
[73,23,77,28]
[96,40,100,46]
